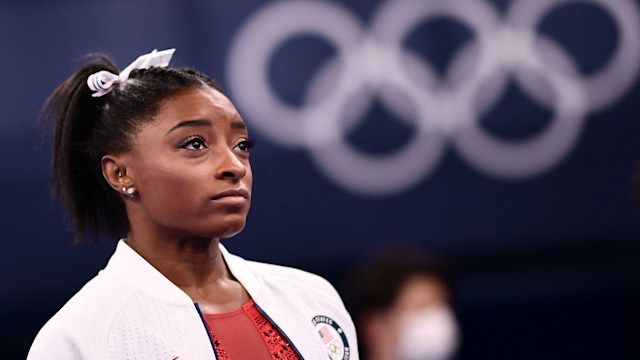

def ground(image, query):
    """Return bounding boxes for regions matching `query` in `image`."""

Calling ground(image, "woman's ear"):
[101,155,134,193]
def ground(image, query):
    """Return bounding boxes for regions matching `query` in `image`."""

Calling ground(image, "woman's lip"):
[211,189,249,200]
[211,195,248,207]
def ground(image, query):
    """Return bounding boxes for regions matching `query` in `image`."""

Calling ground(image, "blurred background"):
[2,0,640,358]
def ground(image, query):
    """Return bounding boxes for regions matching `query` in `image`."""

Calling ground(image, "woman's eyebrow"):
[230,120,247,130]
[165,119,212,135]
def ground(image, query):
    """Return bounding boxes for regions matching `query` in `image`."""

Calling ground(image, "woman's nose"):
[215,149,248,181]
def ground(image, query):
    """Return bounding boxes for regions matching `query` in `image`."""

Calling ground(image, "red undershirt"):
[203,299,300,360]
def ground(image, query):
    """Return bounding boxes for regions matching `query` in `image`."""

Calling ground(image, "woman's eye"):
[181,137,207,150]
[235,139,255,152]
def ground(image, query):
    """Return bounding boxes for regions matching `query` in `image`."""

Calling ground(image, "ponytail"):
[45,55,126,242]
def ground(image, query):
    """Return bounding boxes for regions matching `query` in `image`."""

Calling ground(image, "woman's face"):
[124,86,253,240]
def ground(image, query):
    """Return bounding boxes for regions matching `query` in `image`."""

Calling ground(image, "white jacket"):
[28,240,359,360]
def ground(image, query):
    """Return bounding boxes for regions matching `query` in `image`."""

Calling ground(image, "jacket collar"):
[102,240,194,306]
[102,240,320,356]
[102,240,264,307]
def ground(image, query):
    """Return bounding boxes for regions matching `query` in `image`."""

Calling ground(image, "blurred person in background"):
[347,245,459,360]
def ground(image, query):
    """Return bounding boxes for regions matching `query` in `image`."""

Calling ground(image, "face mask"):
[395,305,460,360]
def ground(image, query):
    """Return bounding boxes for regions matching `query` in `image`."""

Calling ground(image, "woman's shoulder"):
[249,259,330,285]
[232,254,343,303]
[28,272,136,359]
[54,271,135,320]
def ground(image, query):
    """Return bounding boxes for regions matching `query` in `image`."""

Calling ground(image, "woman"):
[28,49,358,360]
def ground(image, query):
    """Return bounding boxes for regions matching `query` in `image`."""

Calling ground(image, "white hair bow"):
[87,48,176,97]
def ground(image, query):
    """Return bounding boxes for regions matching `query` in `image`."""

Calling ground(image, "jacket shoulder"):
[27,272,135,359]
[246,260,343,303]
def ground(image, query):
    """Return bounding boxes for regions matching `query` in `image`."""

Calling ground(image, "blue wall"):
[2,0,640,358]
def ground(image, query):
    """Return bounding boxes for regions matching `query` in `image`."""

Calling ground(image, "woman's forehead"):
[156,88,244,127]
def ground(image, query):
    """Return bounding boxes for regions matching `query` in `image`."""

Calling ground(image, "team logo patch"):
[312,315,350,360]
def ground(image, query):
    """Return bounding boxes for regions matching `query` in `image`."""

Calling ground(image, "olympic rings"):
[227,0,640,195]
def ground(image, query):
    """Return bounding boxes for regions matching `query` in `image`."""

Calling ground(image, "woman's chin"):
[210,221,247,240]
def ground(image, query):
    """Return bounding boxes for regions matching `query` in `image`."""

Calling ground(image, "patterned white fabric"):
[28,240,359,360]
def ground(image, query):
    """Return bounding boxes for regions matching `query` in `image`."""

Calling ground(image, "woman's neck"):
[125,231,250,313]
[125,233,224,285]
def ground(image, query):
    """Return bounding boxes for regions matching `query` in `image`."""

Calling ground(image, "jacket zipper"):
[194,303,220,360]
[254,303,304,359]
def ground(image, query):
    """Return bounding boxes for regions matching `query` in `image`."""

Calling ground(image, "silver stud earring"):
[122,187,136,197]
